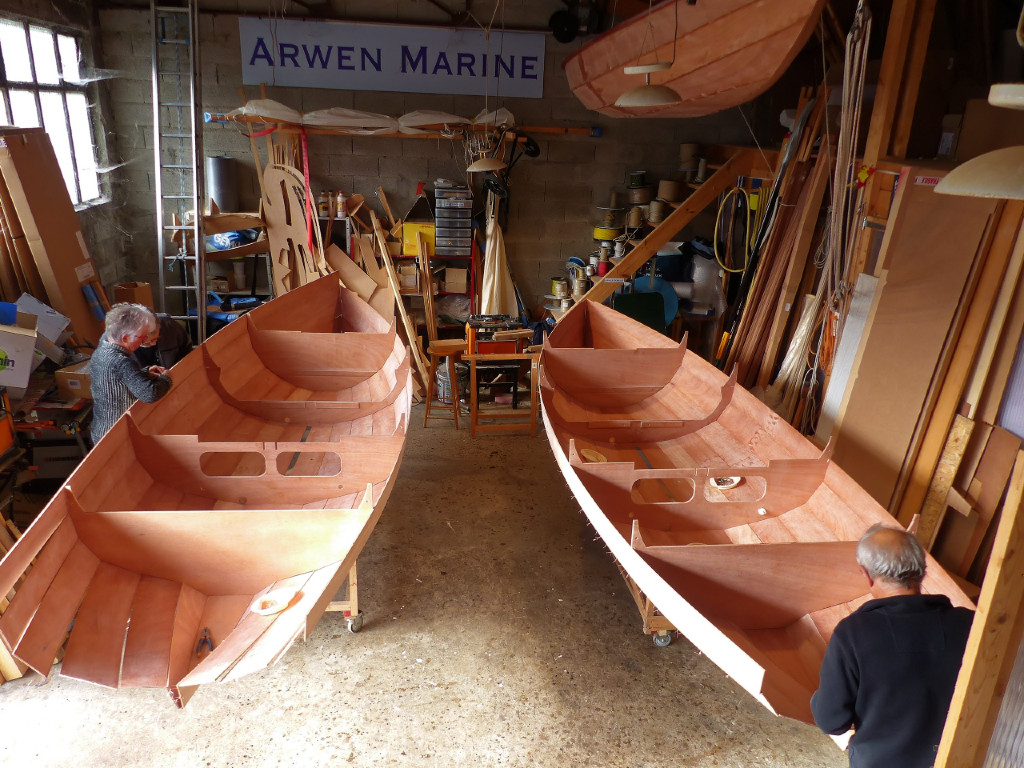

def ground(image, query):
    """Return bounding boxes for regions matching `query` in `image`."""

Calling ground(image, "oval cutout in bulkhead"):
[632,477,696,504]
[276,451,342,477]
[200,452,266,477]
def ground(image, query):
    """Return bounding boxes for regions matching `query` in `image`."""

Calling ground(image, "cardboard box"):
[206,275,230,292]
[30,442,83,479]
[398,263,420,292]
[55,358,91,402]
[113,281,155,309]
[0,312,39,389]
[443,267,468,294]
[16,293,70,343]
[402,222,435,257]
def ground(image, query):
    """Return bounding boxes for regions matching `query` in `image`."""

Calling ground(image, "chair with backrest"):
[419,233,468,428]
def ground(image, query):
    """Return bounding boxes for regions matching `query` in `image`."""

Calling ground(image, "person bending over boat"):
[90,303,173,444]
[131,312,192,370]
[811,524,974,768]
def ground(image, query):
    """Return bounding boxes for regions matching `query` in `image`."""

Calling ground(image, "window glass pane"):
[67,93,99,201]
[57,34,80,83]
[29,27,59,85]
[40,92,78,204]
[0,20,32,83]
[0,93,8,126]
[9,90,38,127]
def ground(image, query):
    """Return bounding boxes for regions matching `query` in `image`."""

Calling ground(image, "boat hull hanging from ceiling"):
[563,0,827,118]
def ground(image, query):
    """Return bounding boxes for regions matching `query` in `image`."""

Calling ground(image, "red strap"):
[300,127,313,252]
[250,125,278,138]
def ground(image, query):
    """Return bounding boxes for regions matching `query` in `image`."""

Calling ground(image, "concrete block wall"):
[97,2,754,310]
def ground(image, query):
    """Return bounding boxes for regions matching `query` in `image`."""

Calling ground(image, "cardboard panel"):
[0,128,104,344]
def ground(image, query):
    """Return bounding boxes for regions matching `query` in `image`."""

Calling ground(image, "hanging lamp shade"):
[614,62,681,108]
[466,156,508,173]
[934,146,1024,200]
[936,83,1024,199]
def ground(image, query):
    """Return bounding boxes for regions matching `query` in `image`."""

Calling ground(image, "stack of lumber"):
[919,416,1022,588]
[0,516,28,686]
[813,170,1024,588]
[724,88,832,389]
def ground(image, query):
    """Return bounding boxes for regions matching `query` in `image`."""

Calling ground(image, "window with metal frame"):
[0,16,102,206]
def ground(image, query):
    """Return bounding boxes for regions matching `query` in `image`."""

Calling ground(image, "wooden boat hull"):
[539,300,973,723]
[0,274,411,705]
[564,0,825,118]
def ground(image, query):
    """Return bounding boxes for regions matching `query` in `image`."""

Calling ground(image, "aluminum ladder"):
[151,0,206,342]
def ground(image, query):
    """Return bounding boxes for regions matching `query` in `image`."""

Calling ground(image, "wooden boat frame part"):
[0,274,412,706]
[539,299,973,723]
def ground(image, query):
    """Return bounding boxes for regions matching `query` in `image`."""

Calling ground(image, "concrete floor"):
[0,410,847,768]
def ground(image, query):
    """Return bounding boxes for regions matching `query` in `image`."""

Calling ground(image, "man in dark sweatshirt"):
[811,524,974,768]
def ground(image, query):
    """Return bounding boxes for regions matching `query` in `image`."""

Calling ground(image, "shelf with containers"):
[396,183,477,331]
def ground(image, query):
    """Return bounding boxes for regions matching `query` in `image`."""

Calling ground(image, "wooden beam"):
[370,212,430,388]
[889,0,937,159]
[863,0,920,164]
[934,450,1024,768]
[578,149,755,306]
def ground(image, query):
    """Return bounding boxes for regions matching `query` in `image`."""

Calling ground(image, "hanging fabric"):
[480,190,518,316]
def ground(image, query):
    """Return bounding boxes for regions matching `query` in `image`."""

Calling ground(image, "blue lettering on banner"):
[432,52,452,76]
[362,48,382,72]
[303,44,331,69]
[249,37,273,66]
[521,56,538,80]
[279,43,299,67]
[338,45,354,70]
[401,45,427,74]
[240,18,545,98]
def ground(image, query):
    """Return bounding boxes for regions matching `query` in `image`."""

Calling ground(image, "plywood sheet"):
[0,128,104,344]
[832,171,998,508]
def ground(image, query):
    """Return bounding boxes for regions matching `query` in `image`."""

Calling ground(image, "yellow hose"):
[714,187,751,273]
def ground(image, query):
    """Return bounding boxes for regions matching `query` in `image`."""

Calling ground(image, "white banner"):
[239,18,545,99]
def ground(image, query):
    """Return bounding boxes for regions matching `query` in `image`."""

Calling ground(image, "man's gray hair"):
[104,303,156,342]
[856,523,927,587]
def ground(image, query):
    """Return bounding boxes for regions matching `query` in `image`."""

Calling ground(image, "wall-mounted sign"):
[239,17,545,99]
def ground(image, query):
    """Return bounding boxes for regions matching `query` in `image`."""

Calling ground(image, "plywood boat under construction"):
[564,0,825,118]
[0,274,411,706]
[539,300,973,723]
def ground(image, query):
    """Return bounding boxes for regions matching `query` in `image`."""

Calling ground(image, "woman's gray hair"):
[104,303,156,342]
[856,523,927,587]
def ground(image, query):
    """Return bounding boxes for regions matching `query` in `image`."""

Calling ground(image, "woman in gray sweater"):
[89,303,173,444]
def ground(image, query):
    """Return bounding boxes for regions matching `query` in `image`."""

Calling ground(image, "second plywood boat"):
[564,0,825,118]
[539,300,973,723]
[0,274,411,705]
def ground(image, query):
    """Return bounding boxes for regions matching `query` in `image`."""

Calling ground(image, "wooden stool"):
[423,338,468,428]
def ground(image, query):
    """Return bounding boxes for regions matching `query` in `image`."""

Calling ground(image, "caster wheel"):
[653,632,672,648]
[347,612,364,633]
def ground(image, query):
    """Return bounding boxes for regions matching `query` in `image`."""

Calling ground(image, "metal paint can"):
[628,170,647,187]
[551,277,568,297]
